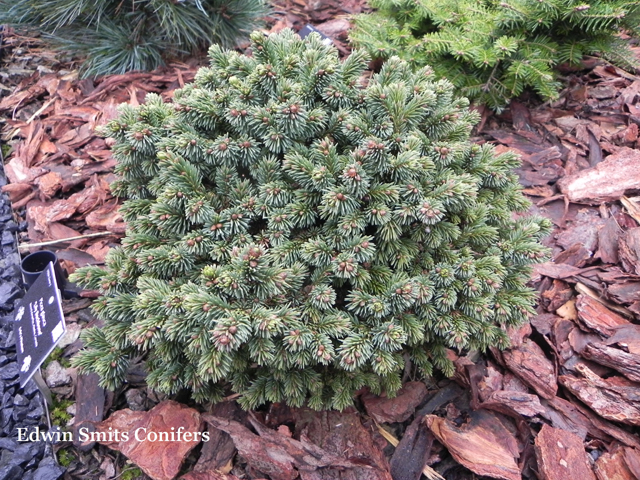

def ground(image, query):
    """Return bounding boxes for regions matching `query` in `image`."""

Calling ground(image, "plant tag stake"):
[298,24,333,46]
[13,261,66,388]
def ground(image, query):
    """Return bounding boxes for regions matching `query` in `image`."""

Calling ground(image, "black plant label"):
[298,24,333,46]
[13,262,66,387]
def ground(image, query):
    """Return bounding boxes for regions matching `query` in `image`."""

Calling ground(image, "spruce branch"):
[352,0,640,109]
[0,0,268,77]
[70,29,549,410]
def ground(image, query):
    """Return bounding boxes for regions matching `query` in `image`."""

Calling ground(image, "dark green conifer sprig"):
[0,0,267,77]
[70,29,550,410]
[351,0,640,111]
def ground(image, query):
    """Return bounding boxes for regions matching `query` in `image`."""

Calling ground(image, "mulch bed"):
[0,141,66,480]
[1,5,640,480]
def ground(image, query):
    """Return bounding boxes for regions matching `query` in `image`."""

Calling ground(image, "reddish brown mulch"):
[0,28,201,276]
[2,7,640,480]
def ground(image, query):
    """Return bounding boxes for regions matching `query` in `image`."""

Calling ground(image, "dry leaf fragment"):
[575,283,634,318]
[295,409,393,480]
[534,262,584,279]
[204,412,391,480]
[535,424,596,480]
[542,396,640,449]
[557,147,640,204]
[481,390,546,418]
[606,325,640,355]
[581,343,640,383]
[34,171,62,198]
[575,295,630,336]
[619,228,640,275]
[607,282,640,304]
[1,183,33,203]
[559,365,640,426]
[502,339,557,399]
[363,381,428,424]
[426,410,521,480]
[594,445,637,480]
[596,217,621,264]
[95,400,204,480]
[621,196,640,224]
[86,202,124,231]
[181,473,240,480]
[85,240,112,263]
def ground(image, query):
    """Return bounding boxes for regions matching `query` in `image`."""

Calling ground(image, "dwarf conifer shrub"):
[351,0,640,110]
[0,0,267,77]
[70,30,550,410]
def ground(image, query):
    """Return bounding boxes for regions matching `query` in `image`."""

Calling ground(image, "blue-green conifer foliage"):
[352,0,640,110]
[71,30,550,410]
